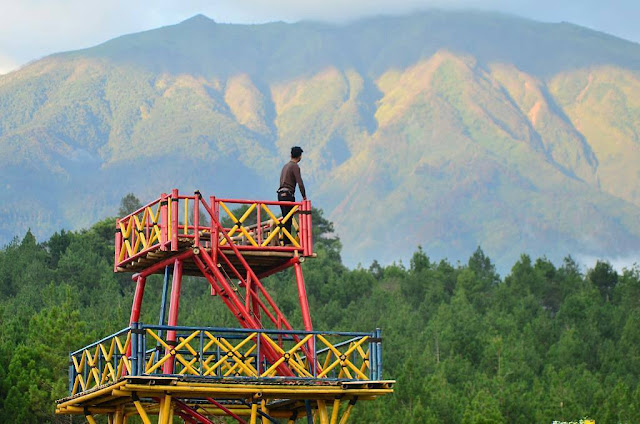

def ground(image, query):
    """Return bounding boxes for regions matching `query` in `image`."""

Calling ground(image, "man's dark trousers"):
[278,191,295,245]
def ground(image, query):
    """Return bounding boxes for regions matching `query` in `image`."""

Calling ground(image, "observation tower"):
[55,189,393,423]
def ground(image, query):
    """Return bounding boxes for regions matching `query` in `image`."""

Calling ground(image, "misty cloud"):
[0,0,638,74]
[0,53,20,75]
[577,254,640,274]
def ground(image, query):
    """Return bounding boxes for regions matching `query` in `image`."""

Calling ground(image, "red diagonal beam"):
[195,196,316,373]
[196,251,295,377]
[197,196,309,332]
[206,397,247,424]
[193,254,244,323]
[175,410,198,424]
[172,398,214,424]
[194,252,292,376]
[199,199,316,360]
[199,197,310,330]
[217,250,278,325]
[215,250,315,361]
[131,249,195,280]
[152,397,203,424]
[256,257,300,280]
[197,250,263,329]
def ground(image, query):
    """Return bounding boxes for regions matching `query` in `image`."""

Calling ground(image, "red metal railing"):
[115,189,313,271]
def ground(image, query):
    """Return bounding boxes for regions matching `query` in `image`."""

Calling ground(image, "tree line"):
[0,203,638,423]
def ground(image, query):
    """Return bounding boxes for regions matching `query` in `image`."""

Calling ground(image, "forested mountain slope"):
[1,11,640,270]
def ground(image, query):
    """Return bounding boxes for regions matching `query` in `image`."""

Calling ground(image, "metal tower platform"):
[55,189,393,423]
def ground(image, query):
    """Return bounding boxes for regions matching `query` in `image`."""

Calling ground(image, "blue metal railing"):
[68,324,383,396]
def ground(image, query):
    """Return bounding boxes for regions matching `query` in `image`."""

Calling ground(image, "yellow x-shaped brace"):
[178,332,221,376]
[98,335,130,384]
[316,335,370,380]
[356,343,370,377]
[167,334,256,377]
[119,216,134,238]
[119,214,137,254]
[116,334,132,377]
[74,349,102,391]
[336,342,370,379]
[221,344,257,377]
[260,334,314,378]
[145,330,200,374]
[71,353,88,393]
[84,347,103,388]
[261,204,300,247]
[97,342,117,385]
[173,336,206,376]
[71,333,131,395]
[219,202,259,247]
[72,351,101,393]
[134,207,162,246]
[120,238,134,261]
[203,332,259,377]
[118,205,162,261]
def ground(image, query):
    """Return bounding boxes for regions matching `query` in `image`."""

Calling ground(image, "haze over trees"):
[0,209,638,423]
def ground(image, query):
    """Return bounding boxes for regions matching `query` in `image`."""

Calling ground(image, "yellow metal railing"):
[69,325,380,396]
[69,329,131,395]
[115,190,314,270]
[217,201,301,248]
[139,328,370,380]
[117,201,164,263]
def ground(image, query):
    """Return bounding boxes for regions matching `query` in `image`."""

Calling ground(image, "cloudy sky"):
[1,0,638,74]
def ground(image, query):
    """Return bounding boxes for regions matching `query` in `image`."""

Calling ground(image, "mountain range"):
[1,11,640,273]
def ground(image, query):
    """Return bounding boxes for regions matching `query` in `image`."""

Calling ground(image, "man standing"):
[277,146,306,245]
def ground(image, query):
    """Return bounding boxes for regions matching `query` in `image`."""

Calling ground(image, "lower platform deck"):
[56,376,394,421]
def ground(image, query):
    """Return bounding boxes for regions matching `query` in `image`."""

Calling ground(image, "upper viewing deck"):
[115,189,313,277]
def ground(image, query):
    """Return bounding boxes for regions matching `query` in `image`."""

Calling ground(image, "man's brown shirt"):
[279,161,306,199]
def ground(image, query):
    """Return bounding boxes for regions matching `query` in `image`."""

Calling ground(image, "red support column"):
[256,203,262,245]
[125,275,146,361]
[251,273,262,326]
[298,202,304,253]
[193,192,200,247]
[294,257,316,365]
[115,219,122,272]
[130,275,147,324]
[171,189,179,251]
[245,272,252,311]
[212,196,218,264]
[294,262,313,332]
[163,258,183,374]
[160,193,168,251]
[302,200,309,254]
[306,200,313,256]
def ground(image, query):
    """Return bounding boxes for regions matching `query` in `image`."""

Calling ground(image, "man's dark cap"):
[291,146,304,158]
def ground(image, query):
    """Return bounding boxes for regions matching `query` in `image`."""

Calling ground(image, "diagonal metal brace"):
[240,400,280,424]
